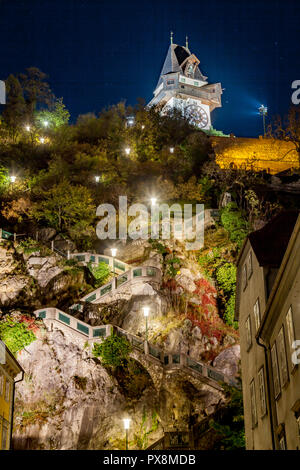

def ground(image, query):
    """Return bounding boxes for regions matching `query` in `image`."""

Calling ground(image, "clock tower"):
[148,34,222,130]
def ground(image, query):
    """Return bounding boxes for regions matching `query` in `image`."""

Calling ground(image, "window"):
[253,298,261,332]
[247,252,253,278]
[271,343,281,399]
[243,264,247,290]
[167,79,174,85]
[245,316,252,350]
[258,367,267,416]
[277,327,289,387]
[250,379,258,428]
[286,306,295,356]
[4,379,10,402]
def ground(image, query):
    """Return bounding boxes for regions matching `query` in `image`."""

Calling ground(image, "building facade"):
[235,211,300,449]
[148,35,222,130]
[0,341,24,450]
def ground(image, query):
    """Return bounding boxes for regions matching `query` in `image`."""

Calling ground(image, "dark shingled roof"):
[249,210,299,267]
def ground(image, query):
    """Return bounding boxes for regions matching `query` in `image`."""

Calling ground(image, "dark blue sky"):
[0,0,299,136]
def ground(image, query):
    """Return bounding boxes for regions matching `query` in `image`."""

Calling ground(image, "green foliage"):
[31,181,95,236]
[220,202,249,248]
[166,256,181,277]
[35,98,70,128]
[133,408,159,450]
[92,333,132,367]
[87,261,110,285]
[0,316,36,354]
[216,263,236,296]
[149,240,168,256]
[210,385,245,450]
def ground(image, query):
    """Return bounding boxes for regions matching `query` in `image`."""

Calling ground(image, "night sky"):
[0,0,300,137]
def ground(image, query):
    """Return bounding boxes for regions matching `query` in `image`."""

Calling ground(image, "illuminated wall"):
[211,136,299,174]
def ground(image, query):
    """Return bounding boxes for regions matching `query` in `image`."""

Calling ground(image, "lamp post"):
[258,104,268,137]
[123,418,130,450]
[111,248,117,278]
[143,306,150,341]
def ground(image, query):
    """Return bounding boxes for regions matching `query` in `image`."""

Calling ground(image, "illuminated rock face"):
[211,136,299,174]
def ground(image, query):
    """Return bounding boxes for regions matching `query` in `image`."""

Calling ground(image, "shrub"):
[220,202,249,248]
[0,316,37,354]
[92,333,132,367]
[88,261,110,285]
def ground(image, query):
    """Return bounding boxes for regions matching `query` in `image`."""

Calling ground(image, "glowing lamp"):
[123,418,131,430]
[125,147,131,155]
[10,176,16,183]
[143,306,150,317]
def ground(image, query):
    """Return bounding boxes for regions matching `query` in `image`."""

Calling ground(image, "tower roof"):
[155,42,207,89]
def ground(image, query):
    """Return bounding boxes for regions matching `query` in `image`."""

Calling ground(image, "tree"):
[31,181,95,234]
[19,67,54,117]
[267,106,300,166]
[35,98,70,129]
[92,334,132,368]
[2,74,26,141]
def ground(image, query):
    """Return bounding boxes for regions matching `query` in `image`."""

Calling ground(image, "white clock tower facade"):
[148,35,222,130]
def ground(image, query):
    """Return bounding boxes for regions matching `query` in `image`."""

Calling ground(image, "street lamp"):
[43,120,49,127]
[10,176,16,183]
[150,197,157,206]
[39,137,45,144]
[258,104,268,137]
[123,418,130,450]
[25,125,31,132]
[143,306,150,341]
[95,175,100,183]
[111,248,117,277]
[141,125,145,130]
[169,147,174,153]
[125,147,131,155]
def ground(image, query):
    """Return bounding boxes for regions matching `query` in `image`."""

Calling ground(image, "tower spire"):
[186,35,189,49]
[170,31,173,44]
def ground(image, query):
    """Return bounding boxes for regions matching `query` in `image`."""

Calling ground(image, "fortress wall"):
[211,136,299,174]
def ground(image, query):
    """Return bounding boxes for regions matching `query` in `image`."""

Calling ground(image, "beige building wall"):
[260,220,300,449]
[237,239,273,449]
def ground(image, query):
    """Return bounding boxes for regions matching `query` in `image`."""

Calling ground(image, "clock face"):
[185,104,209,128]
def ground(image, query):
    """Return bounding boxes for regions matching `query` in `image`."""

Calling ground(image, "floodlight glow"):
[40,137,45,143]
[258,104,268,116]
[95,176,100,183]
[125,147,131,155]
[123,418,130,430]
[141,125,145,130]
[25,125,31,131]
[10,176,16,183]
[150,198,157,206]
[169,147,174,153]
[143,306,150,317]
[111,248,117,257]
[43,120,49,127]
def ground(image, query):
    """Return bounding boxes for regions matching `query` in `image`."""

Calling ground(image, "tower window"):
[167,80,174,85]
